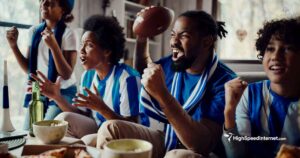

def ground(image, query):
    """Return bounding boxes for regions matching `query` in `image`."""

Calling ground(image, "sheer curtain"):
[0,0,39,129]
[217,0,300,60]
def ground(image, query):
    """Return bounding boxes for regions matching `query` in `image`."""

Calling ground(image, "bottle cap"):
[32,82,40,93]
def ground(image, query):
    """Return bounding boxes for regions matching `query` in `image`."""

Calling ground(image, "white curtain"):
[217,0,300,60]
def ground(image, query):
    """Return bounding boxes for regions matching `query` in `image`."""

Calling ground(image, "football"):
[133,6,174,37]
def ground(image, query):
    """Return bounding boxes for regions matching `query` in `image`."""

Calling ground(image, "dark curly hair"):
[179,10,228,52]
[256,18,300,60]
[83,15,125,64]
[179,11,227,39]
[58,0,74,23]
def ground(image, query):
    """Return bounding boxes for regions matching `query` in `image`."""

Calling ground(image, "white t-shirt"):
[27,25,77,89]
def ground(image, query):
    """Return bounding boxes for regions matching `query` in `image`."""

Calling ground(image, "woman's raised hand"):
[41,27,59,50]
[30,70,62,100]
[72,84,105,111]
[6,26,19,48]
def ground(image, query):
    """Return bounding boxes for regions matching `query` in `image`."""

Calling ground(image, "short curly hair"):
[83,15,125,64]
[256,18,300,60]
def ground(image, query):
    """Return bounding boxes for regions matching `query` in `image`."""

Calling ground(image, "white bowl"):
[33,120,68,144]
[103,139,153,158]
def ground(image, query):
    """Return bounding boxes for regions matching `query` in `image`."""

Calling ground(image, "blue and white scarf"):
[140,53,218,151]
[23,20,66,108]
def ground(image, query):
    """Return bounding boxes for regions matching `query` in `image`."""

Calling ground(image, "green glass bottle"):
[29,81,44,137]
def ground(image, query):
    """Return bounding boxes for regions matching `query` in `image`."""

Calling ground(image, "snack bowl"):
[103,139,153,158]
[33,120,68,144]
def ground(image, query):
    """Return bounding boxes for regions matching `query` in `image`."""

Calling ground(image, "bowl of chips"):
[33,120,68,144]
[102,139,153,158]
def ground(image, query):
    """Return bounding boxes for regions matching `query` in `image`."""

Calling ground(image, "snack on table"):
[0,153,15,158]
[276,144,300,158]
[21,147,93,158]
[22,156,55,158]
[74,149,93,158]
[40,147,67,158]
[22,147,66,158]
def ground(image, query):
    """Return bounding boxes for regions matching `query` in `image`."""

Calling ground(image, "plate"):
[21,144,101,158]
[0,137,26,150]
[87,146,101,158]
[0,130,27,141]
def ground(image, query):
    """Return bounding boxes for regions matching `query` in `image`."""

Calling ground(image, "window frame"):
[0,1,40,130]
[214,0,261,62]
[0,21,32,29]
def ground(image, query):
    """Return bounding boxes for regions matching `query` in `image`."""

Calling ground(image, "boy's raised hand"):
[224,77,248,129]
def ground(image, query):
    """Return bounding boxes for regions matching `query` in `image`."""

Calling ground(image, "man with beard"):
[96,10,236,158]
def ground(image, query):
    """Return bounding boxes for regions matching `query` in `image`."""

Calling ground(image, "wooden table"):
[9,135,92,157]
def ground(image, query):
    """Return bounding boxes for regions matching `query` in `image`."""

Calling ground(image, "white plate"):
[86,146,101,158]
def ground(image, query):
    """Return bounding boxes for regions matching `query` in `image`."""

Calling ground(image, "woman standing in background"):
[6,0,77,129]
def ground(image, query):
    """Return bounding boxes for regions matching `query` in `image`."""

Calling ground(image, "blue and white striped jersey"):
[223,80,300,158]
[80,63,141,126]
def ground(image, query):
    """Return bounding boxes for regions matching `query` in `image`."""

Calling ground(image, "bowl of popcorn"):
[33,120,68,144]
[102,139,153,158]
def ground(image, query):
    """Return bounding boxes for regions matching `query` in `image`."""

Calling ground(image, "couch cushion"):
[237,71,268,83]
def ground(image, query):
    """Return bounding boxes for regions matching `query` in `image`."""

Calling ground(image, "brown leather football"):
[133,6,174,37]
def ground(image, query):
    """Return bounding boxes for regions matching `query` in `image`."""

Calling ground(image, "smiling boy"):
[223,17,300,158]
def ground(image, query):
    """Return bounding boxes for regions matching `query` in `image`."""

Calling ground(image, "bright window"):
[0,0,39,129]
[217,0,300,60]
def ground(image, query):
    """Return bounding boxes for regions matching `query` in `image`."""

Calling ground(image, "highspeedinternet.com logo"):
[223,133,287,142]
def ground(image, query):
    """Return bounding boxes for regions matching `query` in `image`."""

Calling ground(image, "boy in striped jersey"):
[31,15,141,145]
[223,18,300,158]
[96,10,236,158]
